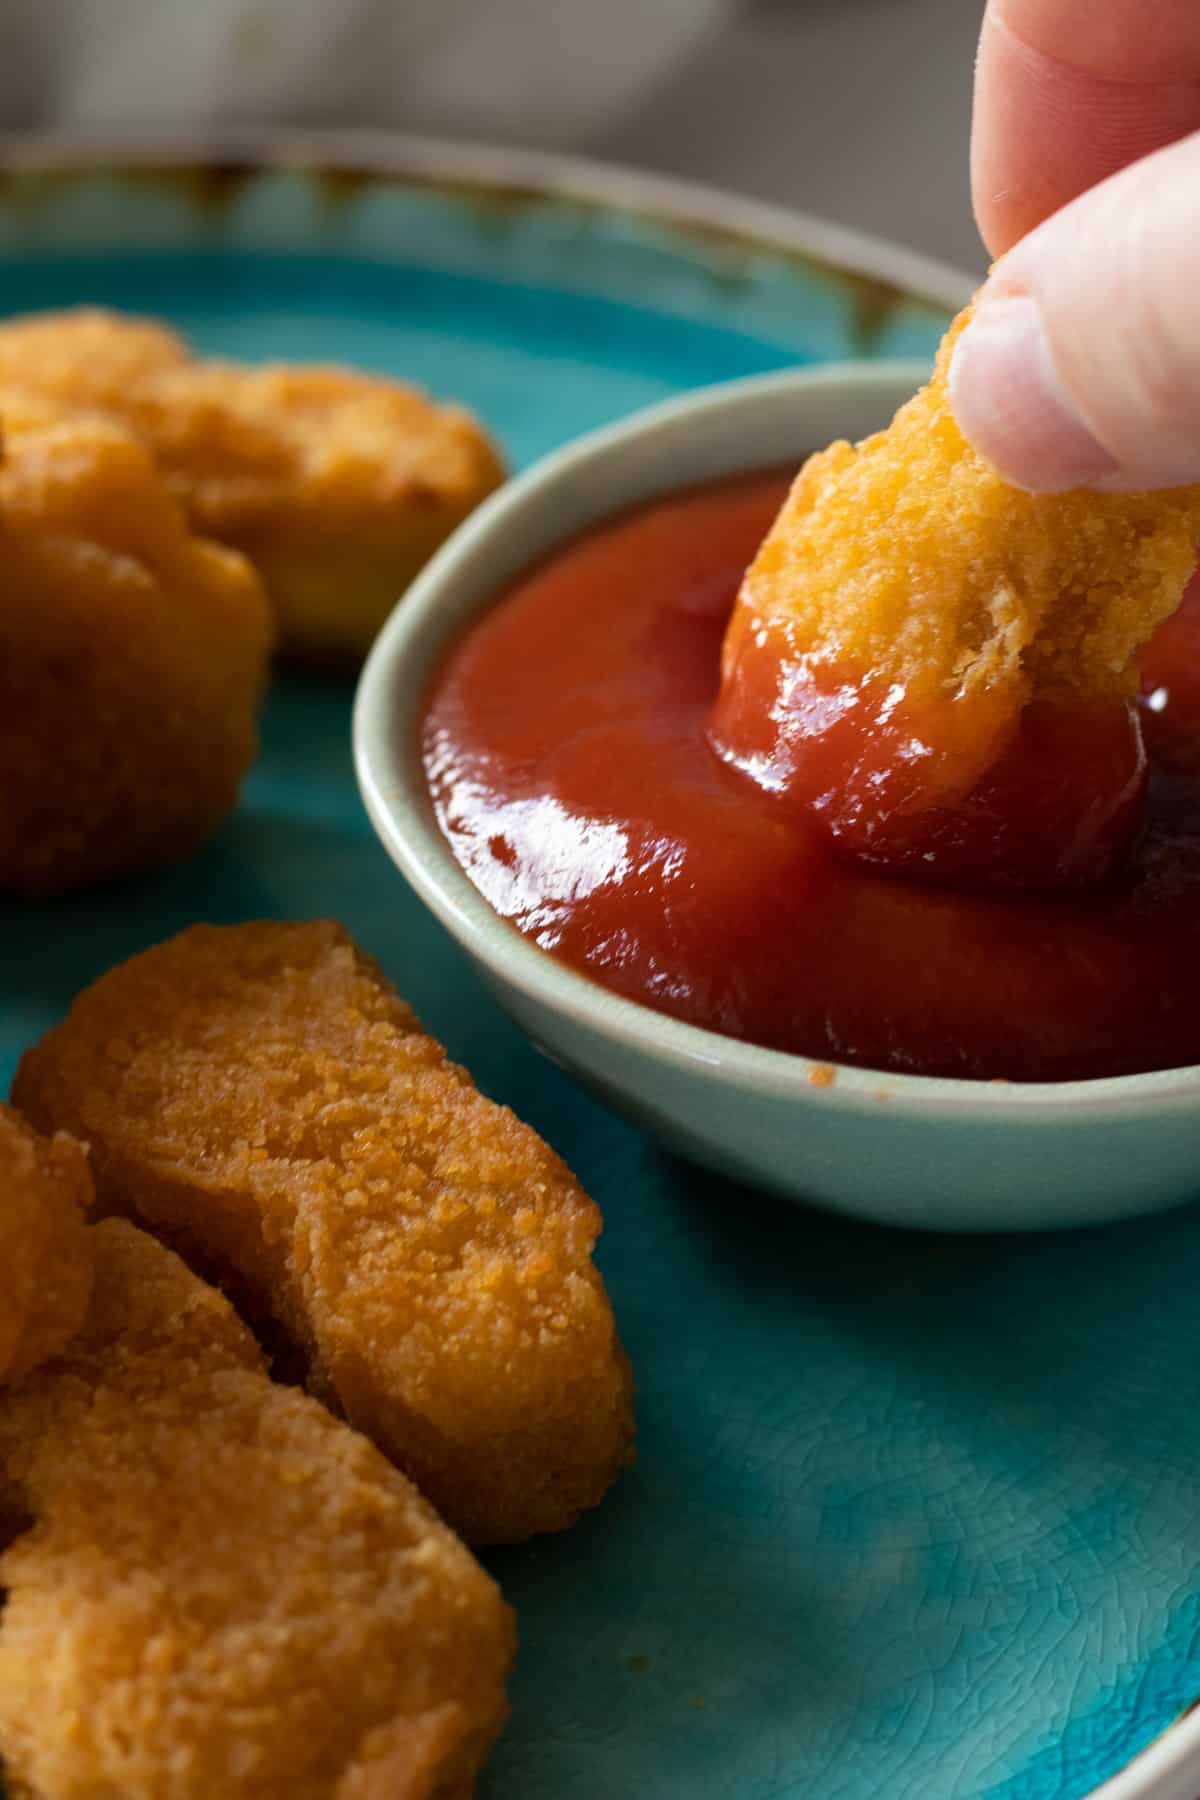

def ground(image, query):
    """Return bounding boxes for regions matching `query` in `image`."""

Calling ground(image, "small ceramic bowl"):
[355,366,1200,1233]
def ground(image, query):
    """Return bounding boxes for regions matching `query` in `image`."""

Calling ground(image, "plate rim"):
[0,126,977,315]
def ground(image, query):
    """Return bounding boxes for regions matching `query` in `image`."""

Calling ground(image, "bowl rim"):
[354,362,1200,1123]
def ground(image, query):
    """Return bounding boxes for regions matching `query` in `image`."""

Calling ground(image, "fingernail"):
[949,294,1118,491]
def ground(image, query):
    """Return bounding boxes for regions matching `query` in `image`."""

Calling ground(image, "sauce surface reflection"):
[423,471,1200,1082]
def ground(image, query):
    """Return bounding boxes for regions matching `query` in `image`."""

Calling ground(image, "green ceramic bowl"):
[355,364,1200,1234]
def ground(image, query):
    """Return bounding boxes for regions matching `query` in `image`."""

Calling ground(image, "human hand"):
[950,0,1200,492]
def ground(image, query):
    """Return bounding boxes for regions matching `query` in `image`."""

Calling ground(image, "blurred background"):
[0,0,985,275]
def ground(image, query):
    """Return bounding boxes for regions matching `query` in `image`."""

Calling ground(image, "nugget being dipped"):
[0,308,506,659]
[0,396,272,894]
[16,919,634,1544]
[712,309,1200,887]
[0,1107,92,1386]
[0,1147,513,1800]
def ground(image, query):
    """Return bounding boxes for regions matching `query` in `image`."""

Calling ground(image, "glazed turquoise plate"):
[1,136,1197,1800]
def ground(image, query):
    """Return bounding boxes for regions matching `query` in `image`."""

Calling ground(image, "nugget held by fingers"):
[0,397,272,894]
[0,1131,514,1800]
[0,307,506,659]
[16,919,635,1544]
[712,307,1200,888]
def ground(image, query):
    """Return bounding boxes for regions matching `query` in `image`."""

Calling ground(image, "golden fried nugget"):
[145,362,507,660]
[725,308,1200,716]
[713,306,1200,885]
[0,307,189,413]
[0,1106,92,1386]
[15,920,635,1544]
[0,400,273,895]
[0,1215,514,1800]
[0,308,506,659]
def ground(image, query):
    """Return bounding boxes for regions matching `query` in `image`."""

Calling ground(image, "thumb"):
[950,128,1200,492]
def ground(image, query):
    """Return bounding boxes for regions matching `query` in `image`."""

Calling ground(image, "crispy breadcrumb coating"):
[0,308,188,413]
[0,1106,92,1386]
[0,308,506,659]
[0,1215,514,1800]
[724,309,1200,717]
[15,919,634,1544]
[0,398,272,895]
[712,307,1200,886]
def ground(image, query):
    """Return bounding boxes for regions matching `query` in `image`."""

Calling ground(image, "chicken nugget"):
[0,397,272,894]
[146,361,507,660]
[712,307,1200,887]
[0,1106,92,1386]
[0,306,190,412]
[0,307,506,660]
[0,1210,514,1800]
[15,919,635,1544]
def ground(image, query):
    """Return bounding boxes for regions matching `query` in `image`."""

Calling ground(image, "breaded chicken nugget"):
[0,1106,92,1386]
[0,397,272,895]
[0,1213,514,1800]
[15,920,634,1544]
[0,308,506,659]
[144,362,507,661]
[713,307,1200,885]
[0,307,189,413]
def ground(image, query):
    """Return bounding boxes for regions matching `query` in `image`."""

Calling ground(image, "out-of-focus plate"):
[2,135,1196,1800]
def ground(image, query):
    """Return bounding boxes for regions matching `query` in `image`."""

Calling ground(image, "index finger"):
[972,0,1200,255]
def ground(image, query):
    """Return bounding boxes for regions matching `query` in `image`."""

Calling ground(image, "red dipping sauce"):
[422,471,1200,1082]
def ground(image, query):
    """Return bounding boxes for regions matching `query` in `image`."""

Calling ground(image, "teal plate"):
[1,138,1197,1800]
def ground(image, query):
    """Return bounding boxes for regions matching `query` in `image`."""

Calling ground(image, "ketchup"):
[423,472,1200,1082]
[710,641,1147,891]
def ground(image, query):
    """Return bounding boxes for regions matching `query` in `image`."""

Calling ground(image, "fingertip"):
[971,5,1048,255]
[971,1,1200,255]
[949,295,1118,492]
